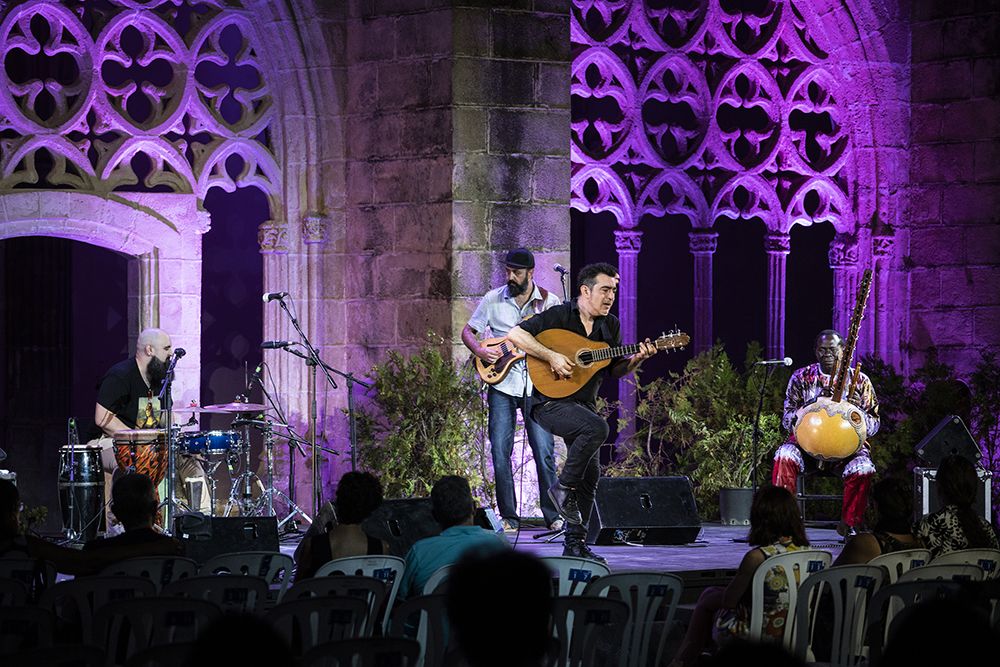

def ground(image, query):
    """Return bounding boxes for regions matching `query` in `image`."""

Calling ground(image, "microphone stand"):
[556,268,571,304]
[750,363,777,495]
[276,299,343,518]
[157,352,184,532]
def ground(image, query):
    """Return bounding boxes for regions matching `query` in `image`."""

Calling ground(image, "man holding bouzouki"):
[508,262,678,563]
[462,248,564,532]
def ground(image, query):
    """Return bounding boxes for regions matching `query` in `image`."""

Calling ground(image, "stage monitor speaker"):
[586,476,701,546]
[362,499,505,557]
[914,415,981,467]
[174,514,279,564]
[913,466,992,521]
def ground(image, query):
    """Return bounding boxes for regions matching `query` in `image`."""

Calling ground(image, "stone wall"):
[907,1,1000,374]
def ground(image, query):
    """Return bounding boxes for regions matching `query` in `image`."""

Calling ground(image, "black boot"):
[548,482,583,525]
[563,533,607,565]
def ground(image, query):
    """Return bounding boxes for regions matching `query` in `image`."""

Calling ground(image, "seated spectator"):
[880,596,998,667]
[446,550,553,667]
[397,475,508,599]
[83,473,181,555]
[916,455,999,558]
[833,477,923,566]
[668,486,810,667]
[294,471,390,580]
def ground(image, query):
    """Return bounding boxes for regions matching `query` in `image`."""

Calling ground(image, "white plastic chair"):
[301,637,421,667]
[265,596,369,657]
[285,575,387,636]
[314,555,406,632]
[747,549,832,649]
[864,579,964,663]
[199,551,294,602]
[583,571,684,667]
[867,548,931,583]
[162,574,269,615]
[422,564,452,595]
[92,597,220,665]
[98,556,198,592]
[793,564,886,666]
[551,596,630,667]
[542,556,611,597]
[930,548,1000,579]
[387,594,450,667]
[39,575,157,642]
[896,563,984,583]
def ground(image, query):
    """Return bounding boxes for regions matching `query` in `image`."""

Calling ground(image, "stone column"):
[614,229,641,442]
[302,212,331,507]
[828,234,859,336]
[764,233,791,359]
[688,230,718,355]
[872,233,895,364]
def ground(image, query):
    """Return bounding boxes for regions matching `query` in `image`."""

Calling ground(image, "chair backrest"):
[896,563,984,583]
[0,557,56,601]
[930,548,1000,579]
[422,564,452,595]
[793,565,886,666]
[747,549,833,649]
[123,642,195,667]
[285,575,387,637]
[92,597,221,665]
[38,575,157,642]
[266,596,369,657]
[551,596,630,667]
[0,577,28,606]
[0,605,54,655]
[6,643,104,667]
[542,556,611,597]
[867,549,931,584]
[387,594,450,667]
[98,557,198,592]
[301,637,422,667]
[314,555,406,632]
[199,551,294,602]
[162,574,269,615]
[864,579,964,663]
[583,571,684,667]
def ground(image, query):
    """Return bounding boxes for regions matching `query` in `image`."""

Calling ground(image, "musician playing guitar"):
[507,262,657,563]
[461,248,563,532]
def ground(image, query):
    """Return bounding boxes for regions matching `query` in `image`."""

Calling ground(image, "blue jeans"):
[488,387,559,525]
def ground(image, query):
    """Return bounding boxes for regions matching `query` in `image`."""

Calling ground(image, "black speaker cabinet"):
[915,415,981,467]
[586,476,701,545]
[361,499,505,557]
[174,514,279,564]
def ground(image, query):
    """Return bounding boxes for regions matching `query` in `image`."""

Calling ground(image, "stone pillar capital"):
[764,232,791,255]
[258,220,288,254]
[688,230,719,254]
[828,234,859,268]
[302,212,331,245]
[614,229,643,254]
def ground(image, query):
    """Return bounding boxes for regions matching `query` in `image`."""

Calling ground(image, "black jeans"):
[531,399,609,538]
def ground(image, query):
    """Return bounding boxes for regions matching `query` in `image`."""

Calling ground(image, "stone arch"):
[0,190,208,406]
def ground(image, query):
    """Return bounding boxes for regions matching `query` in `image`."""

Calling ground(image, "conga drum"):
[58,444,105,541]
[113,429,168,484]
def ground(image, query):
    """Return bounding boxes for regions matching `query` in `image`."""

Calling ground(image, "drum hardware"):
[59,419,105,543]
[178,430,242,516]
[156,347,188,531]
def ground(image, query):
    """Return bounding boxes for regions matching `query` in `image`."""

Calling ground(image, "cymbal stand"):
[157,350,188,532]
[224,412,260,516]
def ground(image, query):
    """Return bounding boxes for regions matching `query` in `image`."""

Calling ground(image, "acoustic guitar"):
[526,329,691,399]
[474,337,526,385]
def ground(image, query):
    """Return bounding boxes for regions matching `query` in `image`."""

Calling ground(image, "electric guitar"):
[474,337,527,385]
[526,328,690,399]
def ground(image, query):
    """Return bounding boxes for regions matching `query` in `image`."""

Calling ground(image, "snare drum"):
[113,431,168,485]
[58,444,105,541]
[179,430,241,456]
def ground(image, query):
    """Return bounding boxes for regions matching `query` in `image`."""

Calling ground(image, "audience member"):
[397,475,508,599]
[83,473,181,555]
[668,486,810,667]
[446,550,554,667]
[833,477,923,566]
[295,471,390,579]
[915,455,999,558]
[880,596,997,667]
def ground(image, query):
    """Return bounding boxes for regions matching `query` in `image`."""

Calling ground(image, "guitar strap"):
[534,285,550,315]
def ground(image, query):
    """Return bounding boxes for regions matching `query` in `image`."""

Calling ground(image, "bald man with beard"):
[94,328,209,527]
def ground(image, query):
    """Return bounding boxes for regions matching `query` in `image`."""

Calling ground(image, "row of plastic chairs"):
[868,547,1000,583]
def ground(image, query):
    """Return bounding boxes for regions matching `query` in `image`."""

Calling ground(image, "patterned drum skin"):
[113,432,168,485]
[179,430,241,456]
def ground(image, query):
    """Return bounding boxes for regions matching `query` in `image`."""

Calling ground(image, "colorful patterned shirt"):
[782,363,880,442]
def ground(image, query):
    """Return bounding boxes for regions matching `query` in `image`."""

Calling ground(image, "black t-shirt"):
[96,358,161,430]
[518,301,622,407]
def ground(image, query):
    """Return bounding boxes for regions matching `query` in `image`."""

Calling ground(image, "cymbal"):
[175,405,230,414]
[113,428,165,442]
[203,402,271,413]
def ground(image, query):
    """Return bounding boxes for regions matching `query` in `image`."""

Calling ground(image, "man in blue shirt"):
[397,476,508,599]
[462,248,563,532]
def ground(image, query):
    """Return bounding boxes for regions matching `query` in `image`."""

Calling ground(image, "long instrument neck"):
[832,269,873,402]
[581,343,643,363]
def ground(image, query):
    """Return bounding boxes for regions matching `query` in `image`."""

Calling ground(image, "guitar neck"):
[582,343,644,363]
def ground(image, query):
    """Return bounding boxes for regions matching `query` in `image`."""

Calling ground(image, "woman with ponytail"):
[916,455,998,558]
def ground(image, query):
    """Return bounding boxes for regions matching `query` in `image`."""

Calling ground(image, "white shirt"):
[467,283,563,398]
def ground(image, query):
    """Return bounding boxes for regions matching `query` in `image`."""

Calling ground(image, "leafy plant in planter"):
[356,341,494,506]
[608,343,788,519]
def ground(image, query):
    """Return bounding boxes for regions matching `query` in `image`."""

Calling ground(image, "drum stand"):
[157,351,190,531]
[224,421,259,517]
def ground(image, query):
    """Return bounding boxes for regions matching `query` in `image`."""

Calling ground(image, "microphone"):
[173,348,186,359]
[554,264,569,275]
[755,357,793,366]
[262,291,289,302]
[245,361,264,394]
[261,340,296,349]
